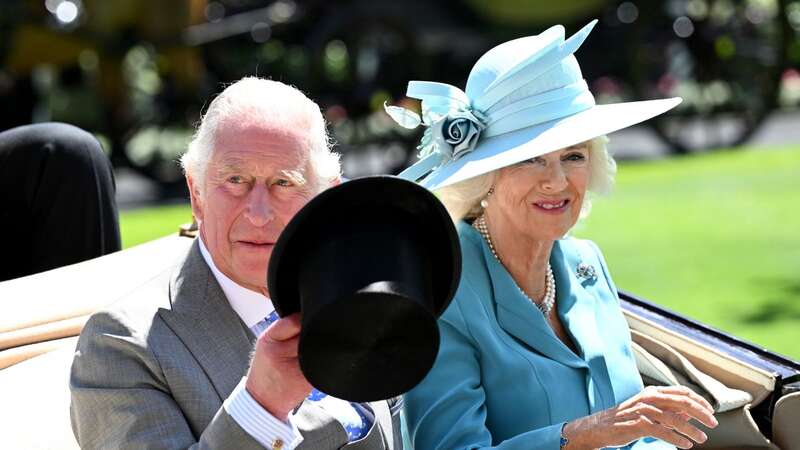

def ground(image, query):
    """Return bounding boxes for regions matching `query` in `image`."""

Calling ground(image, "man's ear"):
[186,175,204,223]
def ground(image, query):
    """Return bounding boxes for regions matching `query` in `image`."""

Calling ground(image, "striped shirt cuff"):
[224,377,303,449]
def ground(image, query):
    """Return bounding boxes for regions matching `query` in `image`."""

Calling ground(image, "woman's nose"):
[541,164,568,192]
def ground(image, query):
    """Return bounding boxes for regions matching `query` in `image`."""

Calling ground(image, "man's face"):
[189,121,325,294]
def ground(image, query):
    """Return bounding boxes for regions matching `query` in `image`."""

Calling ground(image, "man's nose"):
[243,184,275,226]
[541,163,568,192]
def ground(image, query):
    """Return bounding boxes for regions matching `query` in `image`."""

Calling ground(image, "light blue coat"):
[404,223,675,450]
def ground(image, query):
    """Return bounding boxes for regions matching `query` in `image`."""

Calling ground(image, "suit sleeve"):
[69,311,265,450]
[403,288,564,450]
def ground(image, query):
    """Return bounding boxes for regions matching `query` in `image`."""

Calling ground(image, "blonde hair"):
[180,77,340,193]
[435,135,615,224]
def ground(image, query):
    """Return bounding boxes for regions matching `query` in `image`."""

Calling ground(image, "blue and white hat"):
[386,20,681,190]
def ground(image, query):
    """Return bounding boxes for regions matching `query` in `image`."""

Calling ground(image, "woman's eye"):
[522,157,546,165]
[564,153,586,162]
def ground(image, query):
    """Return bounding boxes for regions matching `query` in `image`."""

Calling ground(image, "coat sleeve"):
[402,286,565,450]
[69,310,264,450]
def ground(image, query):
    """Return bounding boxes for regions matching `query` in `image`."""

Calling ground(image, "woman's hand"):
[563,385,719,450]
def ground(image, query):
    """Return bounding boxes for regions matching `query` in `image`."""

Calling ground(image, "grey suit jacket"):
[70,240,403,450]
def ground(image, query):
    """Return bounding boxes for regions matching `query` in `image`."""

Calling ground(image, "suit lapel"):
[158,240,255,402]
[551,240,615,412]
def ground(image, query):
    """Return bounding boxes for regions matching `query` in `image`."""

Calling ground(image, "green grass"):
[120,203,193,248]
[120,146,800,359]
[572,146,800,360]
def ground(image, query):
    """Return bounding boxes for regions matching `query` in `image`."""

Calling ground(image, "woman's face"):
[487,143,591,242]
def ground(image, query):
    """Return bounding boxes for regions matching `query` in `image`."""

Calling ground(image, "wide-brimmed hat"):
[267,176,461,401]
[386,20,681,190]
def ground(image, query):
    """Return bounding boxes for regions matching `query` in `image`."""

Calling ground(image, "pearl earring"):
[480,187,495,209]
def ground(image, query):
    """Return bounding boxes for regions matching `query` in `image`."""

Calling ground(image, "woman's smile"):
[532,198,570,214]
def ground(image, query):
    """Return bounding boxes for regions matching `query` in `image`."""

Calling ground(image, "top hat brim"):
[266,176,460,401]
[417,97,681,191]
[268,175,460,318]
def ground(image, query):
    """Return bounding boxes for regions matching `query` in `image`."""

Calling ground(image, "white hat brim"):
[419,97,681,190]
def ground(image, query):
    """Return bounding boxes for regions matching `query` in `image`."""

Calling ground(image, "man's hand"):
[245,313,312,421]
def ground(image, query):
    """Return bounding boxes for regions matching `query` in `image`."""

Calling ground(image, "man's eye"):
[274,178,293,187]
[227,175,245,184]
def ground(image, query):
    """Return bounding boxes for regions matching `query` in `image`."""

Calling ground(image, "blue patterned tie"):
[252,311,371,441]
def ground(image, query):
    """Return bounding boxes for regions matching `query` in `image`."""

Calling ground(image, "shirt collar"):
[198,237,274,328]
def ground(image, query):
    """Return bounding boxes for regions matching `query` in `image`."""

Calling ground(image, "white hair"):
[434,135,616,224]
[180,77,340,193]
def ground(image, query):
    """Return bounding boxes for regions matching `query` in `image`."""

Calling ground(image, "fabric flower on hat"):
[428,110,486,160]
[385,102,486,163]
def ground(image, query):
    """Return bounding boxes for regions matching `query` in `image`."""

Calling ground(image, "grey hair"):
[434,135,615,224]
[180,77,341,193]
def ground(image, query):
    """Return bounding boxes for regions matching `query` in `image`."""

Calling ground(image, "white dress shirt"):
[198,239,373,448]
[199,239,300,448]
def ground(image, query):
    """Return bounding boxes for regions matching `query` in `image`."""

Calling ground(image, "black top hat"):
[267,176,461,402]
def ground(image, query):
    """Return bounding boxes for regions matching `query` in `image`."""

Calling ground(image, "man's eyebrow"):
[280,169,307,185]
[214,160,308,185]
[216,163,241,174]
[215,156,247,174]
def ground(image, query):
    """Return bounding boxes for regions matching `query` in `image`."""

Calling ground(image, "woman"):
[385,21,719,450]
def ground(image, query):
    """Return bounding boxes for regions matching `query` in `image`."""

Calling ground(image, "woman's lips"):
[532,199,570,214]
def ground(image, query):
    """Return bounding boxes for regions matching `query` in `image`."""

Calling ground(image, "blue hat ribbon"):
[386,81,487,183]
[484,80,595,137]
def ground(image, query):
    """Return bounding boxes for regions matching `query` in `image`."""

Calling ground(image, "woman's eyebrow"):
[566,144,589,150]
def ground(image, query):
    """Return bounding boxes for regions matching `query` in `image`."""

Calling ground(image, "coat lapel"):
[467,226,586,369]
[158,240,255,402]
[551,240,615,412]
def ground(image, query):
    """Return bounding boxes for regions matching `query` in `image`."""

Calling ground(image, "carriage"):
[0,226,798,449]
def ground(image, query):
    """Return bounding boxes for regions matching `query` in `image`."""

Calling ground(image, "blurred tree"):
[1,0,795,190]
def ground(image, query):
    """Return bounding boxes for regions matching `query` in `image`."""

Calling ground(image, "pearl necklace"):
[473,215,556,316]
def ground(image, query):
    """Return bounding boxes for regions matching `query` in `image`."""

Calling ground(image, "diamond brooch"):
[576,262,597,281]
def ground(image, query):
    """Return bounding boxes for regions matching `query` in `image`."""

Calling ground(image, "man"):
[70,77,402,449]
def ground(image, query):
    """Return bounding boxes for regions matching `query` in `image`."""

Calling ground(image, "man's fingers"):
[266,336,301,359]
[265,313,303,341]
